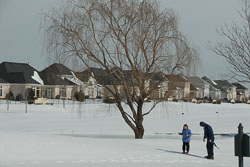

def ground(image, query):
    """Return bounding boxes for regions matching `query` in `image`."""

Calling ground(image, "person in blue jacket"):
[200,121,215,160]
[179,124,192,154]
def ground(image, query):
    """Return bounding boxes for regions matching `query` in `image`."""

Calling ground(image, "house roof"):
[0,62,41,84]
[74,72,89,83]
[187,76,208,89]
[149,72,167,81]
[190,84,198,91]
[165,75,188,82]
[232,83,248,90]
[41,63,72,76]
[202,76,226,93]
[77,68,168,87]
[86,67,109,77]
[0,77,8,83]
[77,68,135,86]
[214,80,234,88]
[39,71,76,86]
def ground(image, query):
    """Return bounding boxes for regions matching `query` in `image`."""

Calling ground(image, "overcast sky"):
[0,0,244,80]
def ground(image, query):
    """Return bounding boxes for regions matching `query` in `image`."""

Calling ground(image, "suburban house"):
[232,83,249,102]
[189,84,198,99]
[202,76,222,100]
[165,75,190,99]
[76,68,169,100]
[148,73,168,99]
[213,80,237,100]
[75,67,106,99]
[39,63,80,99]
[187,76,210,99]
[0,62,43,100]
[0,61,248,102]
[76,68,140,99]
[0,76,9,99]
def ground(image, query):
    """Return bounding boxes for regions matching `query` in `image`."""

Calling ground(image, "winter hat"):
[200,122,206,127]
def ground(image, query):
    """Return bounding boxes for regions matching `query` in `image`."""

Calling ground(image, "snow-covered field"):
[0,100,250,167]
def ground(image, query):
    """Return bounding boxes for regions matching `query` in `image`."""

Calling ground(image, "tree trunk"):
[133,99,144,139]
[134,125,144,139]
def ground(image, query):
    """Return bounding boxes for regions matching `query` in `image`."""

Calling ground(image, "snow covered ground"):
[0,100,249,167]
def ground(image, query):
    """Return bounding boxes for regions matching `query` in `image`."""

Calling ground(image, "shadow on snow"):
[156,149,205,159]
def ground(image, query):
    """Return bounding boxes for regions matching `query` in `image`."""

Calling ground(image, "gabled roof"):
[74,72,89,83]
[149,72,168,81]
[0,62,41,84]
[202,76,226,93]
[165,75,188,82]
[77,68,133,86]
[187,76,208,88]
[214,80,234,88]
[41,63,72,76]
[232,83,248,90]
[77,67,169,87]
[87,67,109,77]
[39,71,76,86]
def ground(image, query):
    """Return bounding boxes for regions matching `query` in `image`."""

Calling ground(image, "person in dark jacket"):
[179,124,192,154]
[200,121,215,160]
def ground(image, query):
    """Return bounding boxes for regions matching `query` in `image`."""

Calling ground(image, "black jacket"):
[200,122,214,141]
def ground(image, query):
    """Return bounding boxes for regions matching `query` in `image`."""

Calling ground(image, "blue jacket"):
[200,122,214,141]
[180,129,192,143]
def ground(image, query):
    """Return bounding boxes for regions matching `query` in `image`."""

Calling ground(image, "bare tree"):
[211,0,250,83]
[42,0,198,139]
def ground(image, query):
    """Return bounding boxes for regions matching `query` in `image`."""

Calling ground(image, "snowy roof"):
[0,62,41,84]
[202,76,226,92]
[213,80,231,87]
[32,71,44,85]
[39,71,76,86]
[65,72,84,86]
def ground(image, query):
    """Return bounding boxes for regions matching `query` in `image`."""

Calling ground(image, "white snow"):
[0,100,250,167]
[31,71,44,85]
[65,71,84,86]
[211,80,218,85]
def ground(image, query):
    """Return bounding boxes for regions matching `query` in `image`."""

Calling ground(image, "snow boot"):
[205,155,214,160]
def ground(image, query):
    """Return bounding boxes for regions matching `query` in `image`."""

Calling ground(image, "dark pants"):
[182,142,190,152]
[206,141,214,156]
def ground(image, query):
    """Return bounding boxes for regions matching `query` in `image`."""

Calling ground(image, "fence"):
[0,99,105,113]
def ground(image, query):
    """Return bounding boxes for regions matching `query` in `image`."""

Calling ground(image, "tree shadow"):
[156,149,204,159]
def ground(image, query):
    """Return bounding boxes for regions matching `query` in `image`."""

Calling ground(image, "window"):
[32,86,36,92]
[36,87,41,97]
[59,87,66,97]
[97,88,102,97]
[88,87,94,97]
[161,91,165,98]
[44,87,54,98]
[0,86,2,97]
